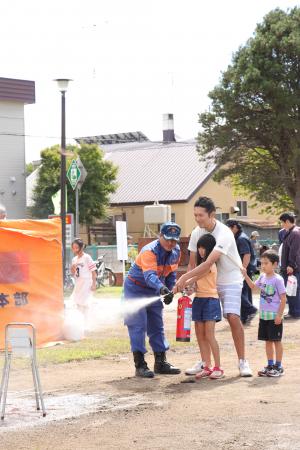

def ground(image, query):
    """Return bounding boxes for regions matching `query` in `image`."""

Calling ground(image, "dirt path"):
[1,307,300,450]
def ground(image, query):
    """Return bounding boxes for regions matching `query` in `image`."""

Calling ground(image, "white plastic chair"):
[0,323,46,420]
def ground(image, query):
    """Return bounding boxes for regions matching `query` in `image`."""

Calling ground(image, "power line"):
[0,132,197,145]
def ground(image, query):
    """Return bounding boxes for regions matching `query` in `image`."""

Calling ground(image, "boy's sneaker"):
[239,359,253,377]
[185,361,204,376]
[209,367,224,379]
[258,365,273,377]
[195,367,212,379]
[275,366,285,376]
[267,365,285,377]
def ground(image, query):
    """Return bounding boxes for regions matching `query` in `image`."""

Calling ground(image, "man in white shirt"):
[175,197,252,377]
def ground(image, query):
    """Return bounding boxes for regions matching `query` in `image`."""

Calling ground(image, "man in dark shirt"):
[227,220,258,324]
[279,212,300,319]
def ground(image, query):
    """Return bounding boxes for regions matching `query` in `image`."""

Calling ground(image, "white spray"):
[63,295,164,340]
[89,295,163,329]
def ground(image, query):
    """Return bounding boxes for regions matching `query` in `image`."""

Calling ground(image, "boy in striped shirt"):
[242,250,286,377]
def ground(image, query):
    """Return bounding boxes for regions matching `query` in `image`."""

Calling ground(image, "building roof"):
[100,140,216,205]
[26,139,216,207]
[0,77,35,104]
[238,218,279,229]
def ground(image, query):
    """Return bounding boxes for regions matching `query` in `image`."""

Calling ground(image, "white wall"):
[0,101,26,219]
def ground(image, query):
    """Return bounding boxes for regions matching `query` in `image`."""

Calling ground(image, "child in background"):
[71,238,97,327]
[242,250,286,377]
[185,234,223,379]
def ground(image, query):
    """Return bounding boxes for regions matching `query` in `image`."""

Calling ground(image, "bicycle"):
[95,254,116,288]
[64,267,75,294]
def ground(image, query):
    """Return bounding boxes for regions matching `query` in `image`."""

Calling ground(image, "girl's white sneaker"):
[185,361,204,375]
[239,359,253,377]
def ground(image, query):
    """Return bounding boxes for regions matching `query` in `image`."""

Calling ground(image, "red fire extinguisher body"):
[176,294,193,342]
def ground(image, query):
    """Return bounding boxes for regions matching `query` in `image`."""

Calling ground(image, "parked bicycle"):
[96,255,116,288]
[64,267,75,293]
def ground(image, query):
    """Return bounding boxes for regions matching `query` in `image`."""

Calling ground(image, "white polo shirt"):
[188,220,243,285]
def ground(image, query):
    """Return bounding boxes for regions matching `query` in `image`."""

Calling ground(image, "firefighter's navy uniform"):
[124,222,181,377]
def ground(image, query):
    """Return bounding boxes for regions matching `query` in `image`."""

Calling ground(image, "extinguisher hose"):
[226,253,243,270]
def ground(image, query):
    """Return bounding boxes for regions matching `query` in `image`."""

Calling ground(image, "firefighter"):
[124,222,182,378]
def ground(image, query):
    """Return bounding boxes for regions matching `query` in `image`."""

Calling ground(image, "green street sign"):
[67,159,81,190]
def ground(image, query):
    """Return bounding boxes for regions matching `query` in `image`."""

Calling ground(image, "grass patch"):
[35,335,195,367]
[0,336,197,370]
[36,337,131,366]
[94,286,123,297]
[64,286,123,299]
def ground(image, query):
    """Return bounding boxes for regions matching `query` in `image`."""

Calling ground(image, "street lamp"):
[54,78,72,284]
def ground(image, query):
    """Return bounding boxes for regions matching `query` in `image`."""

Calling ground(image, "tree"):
[198,7,300,216]
[31,145,61,218]
[31,143,118,223]
[25,162,35,176]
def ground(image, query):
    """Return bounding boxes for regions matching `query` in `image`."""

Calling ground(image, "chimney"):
[162,113,176,143]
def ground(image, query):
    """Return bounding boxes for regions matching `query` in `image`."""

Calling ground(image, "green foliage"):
[69,143,118,224]
[31,145,61,218]
[31,143,118,224]
[25,162,35,176]
[198,7,300,214]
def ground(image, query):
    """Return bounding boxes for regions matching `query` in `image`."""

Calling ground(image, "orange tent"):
[0,218,64,349]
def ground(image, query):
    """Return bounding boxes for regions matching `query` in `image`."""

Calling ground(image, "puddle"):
[0,392,160,431]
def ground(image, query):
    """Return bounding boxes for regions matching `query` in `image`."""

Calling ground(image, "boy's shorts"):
[192,297,222,322]
[258,319,283,341]
[217,283,242,318]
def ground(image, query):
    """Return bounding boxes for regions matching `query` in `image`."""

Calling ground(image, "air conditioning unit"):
[144,202,171,224]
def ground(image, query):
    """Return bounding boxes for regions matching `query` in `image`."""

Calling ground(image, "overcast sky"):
[0,0,297,162]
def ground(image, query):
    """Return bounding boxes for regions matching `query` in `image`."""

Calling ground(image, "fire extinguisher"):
[176,291,193,342]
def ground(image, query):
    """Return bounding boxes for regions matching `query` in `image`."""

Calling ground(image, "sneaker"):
[275,366,285,376]
[195,367,212,379]
[267,366,285,377]
[185,361,204,376]
[257,365,273,377]
[239,359,253,377]
[209,367,224,379]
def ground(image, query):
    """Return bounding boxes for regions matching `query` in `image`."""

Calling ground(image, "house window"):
[113,213,126,225]
[216,213,230,224]
[171,213,176,222]
[237,201,248,217]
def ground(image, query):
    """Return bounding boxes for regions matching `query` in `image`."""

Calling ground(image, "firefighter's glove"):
[160,286,174,305]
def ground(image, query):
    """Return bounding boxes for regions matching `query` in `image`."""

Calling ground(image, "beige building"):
[77,117,279,244]
[108,177,278,243]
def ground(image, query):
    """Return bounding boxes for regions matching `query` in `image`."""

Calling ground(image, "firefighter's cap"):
[161,222,181,242]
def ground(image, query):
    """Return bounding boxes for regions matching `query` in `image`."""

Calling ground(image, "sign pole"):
[116,221,128,286]
[75,187,79,237]
[67,157,87,239]
[122,259,126,285]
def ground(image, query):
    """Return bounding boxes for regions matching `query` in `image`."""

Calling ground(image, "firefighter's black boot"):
[133,352,155,378]
[154,352,181,375]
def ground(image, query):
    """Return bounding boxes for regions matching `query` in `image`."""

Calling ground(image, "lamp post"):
[54,78,72,284]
